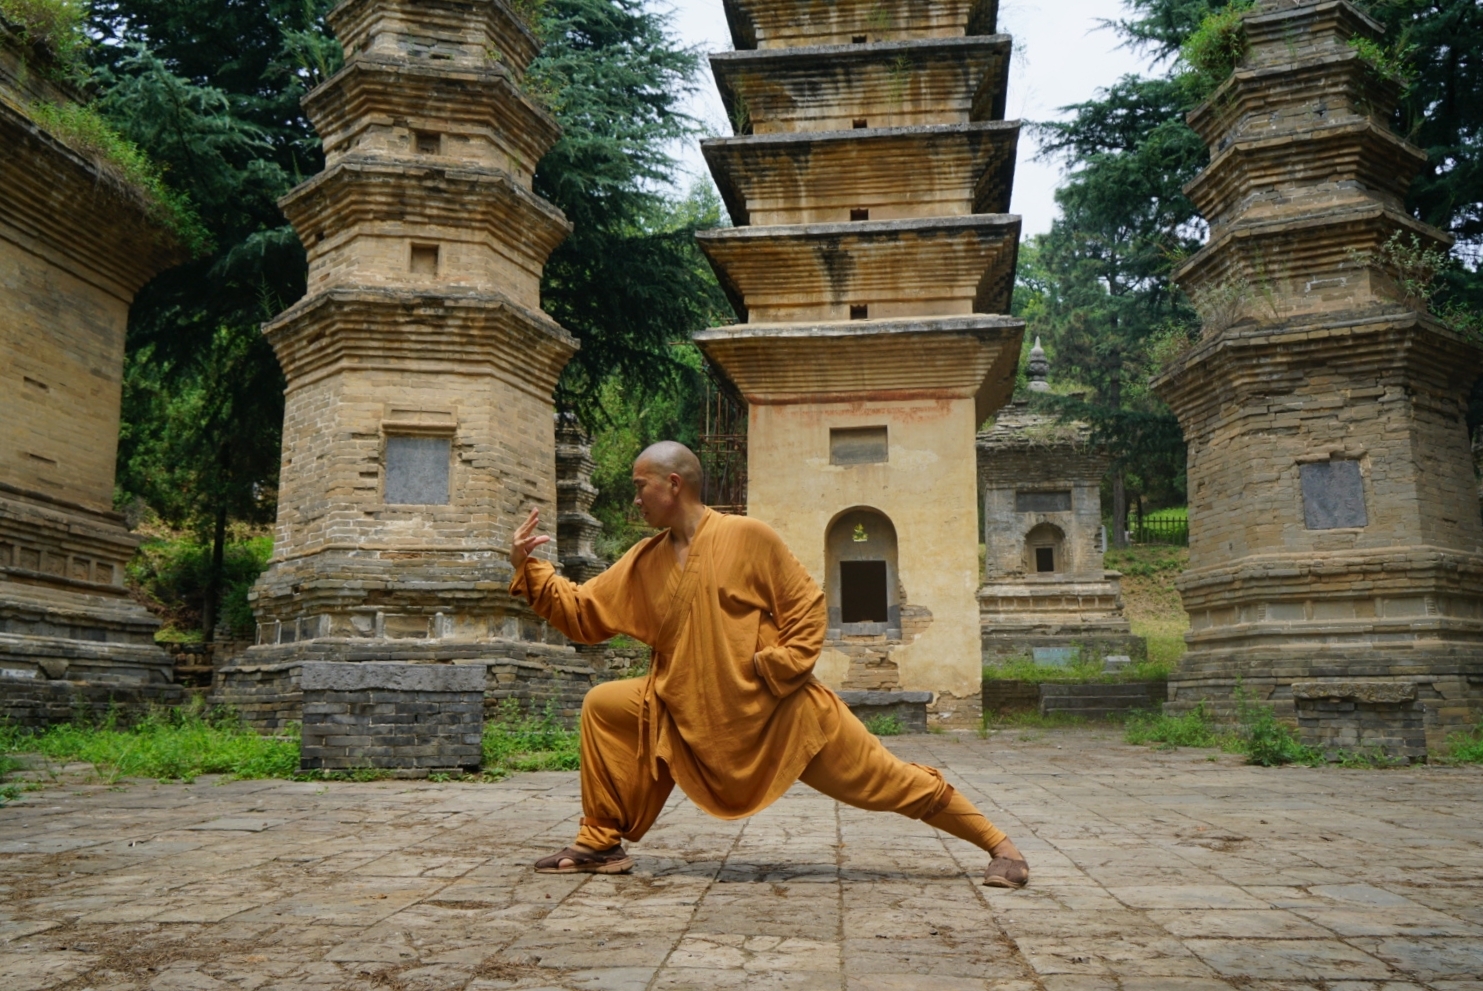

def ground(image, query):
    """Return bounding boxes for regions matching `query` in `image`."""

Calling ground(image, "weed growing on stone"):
[863,714,904,736]
[482,699,580,777]
[1124,703,1218,749]
[0,699,299,783]
[982,711,1091,735]
[1231,683,1323,767]
[1440,723,1483,765]
[0,752,21,805]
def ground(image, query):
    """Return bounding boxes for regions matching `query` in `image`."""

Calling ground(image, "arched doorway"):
[826,508,901,637]
[1024,522,1065,574]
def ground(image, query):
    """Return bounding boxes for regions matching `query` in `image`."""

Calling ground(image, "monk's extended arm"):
[511,555,635,645]
[754,531,827,697]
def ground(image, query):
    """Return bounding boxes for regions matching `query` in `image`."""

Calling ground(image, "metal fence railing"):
[1131,517,1189,546]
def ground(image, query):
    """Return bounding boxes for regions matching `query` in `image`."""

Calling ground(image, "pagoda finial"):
[1027,336,1050,392]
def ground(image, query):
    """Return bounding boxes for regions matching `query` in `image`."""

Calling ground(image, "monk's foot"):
[983,837,1030,889]
[534,843,634,875]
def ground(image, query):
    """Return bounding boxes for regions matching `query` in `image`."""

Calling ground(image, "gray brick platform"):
[0,676,187,729]
[1039,680,1167,720]
[299,662,484,776]
[836,689,932,733]
[1293,680,1428,764]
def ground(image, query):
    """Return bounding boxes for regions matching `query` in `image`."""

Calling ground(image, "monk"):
[509,441,1030,888]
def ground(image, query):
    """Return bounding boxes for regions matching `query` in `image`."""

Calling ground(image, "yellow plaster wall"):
[747,395,984,723]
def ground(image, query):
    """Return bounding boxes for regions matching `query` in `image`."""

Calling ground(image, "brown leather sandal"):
[983,856,1030,889]
[534,845,635,875]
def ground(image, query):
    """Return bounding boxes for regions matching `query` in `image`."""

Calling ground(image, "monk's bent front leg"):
[574,678,675,852]
[799,698,1027,885]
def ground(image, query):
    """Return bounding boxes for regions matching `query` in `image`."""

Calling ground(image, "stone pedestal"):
[299,662,484,775]
[1292,680,1427,764]
[222,0,583,716]
[0,24,186,706]
[694,0,1024,729]
[1153,0,1483,749]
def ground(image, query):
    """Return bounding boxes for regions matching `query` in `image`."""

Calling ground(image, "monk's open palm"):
[510,508,550,569]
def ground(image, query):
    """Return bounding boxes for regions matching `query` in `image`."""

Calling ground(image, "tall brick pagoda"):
[695,0,1023,728]
[226,0,581,705]
[1,22,187,698]
[1154,0,1483,750]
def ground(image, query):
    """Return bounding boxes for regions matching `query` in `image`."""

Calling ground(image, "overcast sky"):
[663,0,1159,237]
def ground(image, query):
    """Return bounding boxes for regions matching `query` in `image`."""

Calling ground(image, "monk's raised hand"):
[510,507,551,570]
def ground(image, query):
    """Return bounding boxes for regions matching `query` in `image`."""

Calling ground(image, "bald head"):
[635,441,703,494]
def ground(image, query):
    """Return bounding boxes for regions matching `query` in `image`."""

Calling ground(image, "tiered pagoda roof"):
[267,0,575,379]
[696,0,1023,409]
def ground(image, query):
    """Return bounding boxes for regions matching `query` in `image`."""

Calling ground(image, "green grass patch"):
[863,713,904,736]
[24,101,209,254]
[1122,685,1325,766]
[1440,723,1483,764]
[982,655,1172,684]
[482,700,580,776]
[1124,703,1218,749]
[0,700,298,783]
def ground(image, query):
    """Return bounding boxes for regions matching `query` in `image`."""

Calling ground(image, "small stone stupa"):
[977,343,1141,665]
[1,22,187,709]
[693,0,1025,728]
[1153,0,1483,752]
[221,0,586,729]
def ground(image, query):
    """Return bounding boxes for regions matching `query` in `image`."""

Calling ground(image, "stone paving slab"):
[1,726,1481,990]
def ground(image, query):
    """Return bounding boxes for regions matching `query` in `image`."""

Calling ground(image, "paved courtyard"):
[2,725,1481,991]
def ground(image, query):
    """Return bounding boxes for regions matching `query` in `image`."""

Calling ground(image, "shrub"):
[1442,723,1483,764]
[1230,682,1323,766]
[482,699,581,775]
[1125,702,1218,748]
[863,713,904,736]
[0,0,88,70]
[1179,1,1254,100]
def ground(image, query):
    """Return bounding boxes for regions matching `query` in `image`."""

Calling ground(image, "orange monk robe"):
[511,508,839,819]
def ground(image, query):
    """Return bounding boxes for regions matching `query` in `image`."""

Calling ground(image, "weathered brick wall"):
[1039,681,1166,720]
[0,678,186,729]
[1293,680,1428,763]
[299,662,483,775]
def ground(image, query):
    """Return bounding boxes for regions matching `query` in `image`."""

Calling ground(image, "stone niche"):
[977,395,1144,665]
[1153,0,1483,755]
[0,21,187,710]
[695,0,1025,729]
[216,0,599,727]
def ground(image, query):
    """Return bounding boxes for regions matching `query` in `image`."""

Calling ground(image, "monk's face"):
[632,459,683,529]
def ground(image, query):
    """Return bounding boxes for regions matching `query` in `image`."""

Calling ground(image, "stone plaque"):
[1300,460,1367,529]
[385,435,451,504]
[830,426,888,465]
[1016,490,1072,513]
[1032,646,1077,667]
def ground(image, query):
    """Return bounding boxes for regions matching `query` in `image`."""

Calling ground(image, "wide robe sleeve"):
[751,527,827,698]
[511,546,648,645]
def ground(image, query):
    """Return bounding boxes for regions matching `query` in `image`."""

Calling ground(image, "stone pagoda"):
[978,344,1141,666]
[222,0,583,723]
[1153,0,1483,751]
[1,21,186,709]
[694,0,1024,728]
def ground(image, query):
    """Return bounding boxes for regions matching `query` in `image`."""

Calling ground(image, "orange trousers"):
[573,678,1008,853]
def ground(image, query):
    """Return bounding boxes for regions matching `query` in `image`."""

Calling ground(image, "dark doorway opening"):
[1035,546,1055,572]
[840,560,888,623]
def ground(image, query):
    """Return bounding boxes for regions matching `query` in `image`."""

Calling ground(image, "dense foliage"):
[1024,0,1483,542]
[71,0,723,632]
